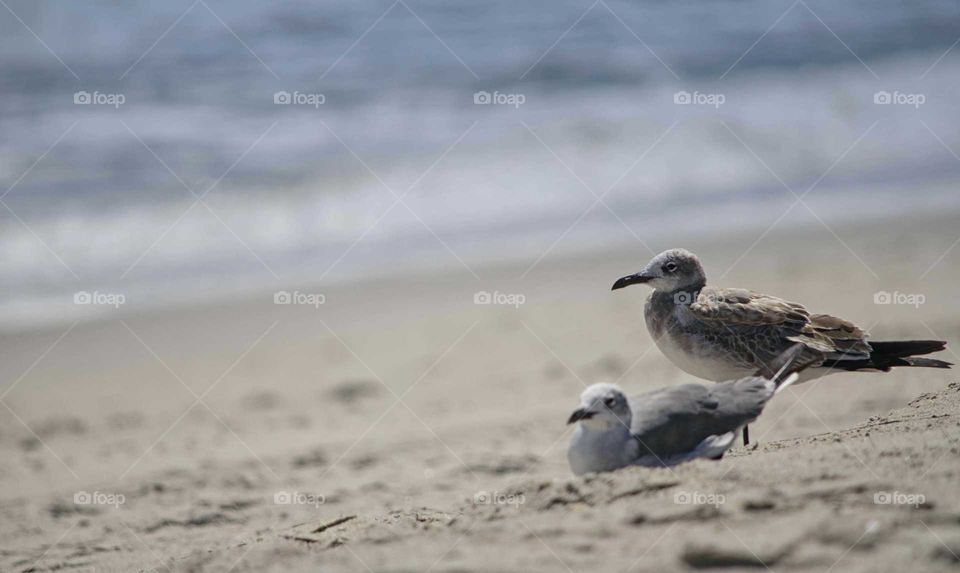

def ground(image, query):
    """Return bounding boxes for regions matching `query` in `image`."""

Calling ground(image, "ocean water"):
[1,0,960,329]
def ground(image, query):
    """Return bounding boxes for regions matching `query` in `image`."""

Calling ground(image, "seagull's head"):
[567,383,631,430]
[611,248,705,293]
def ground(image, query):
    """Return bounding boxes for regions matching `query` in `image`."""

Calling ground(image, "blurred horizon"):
[2,0,960,330]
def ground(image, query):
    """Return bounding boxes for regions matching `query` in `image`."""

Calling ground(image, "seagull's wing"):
[688,286,871,363]
[634,432,736,467]
[690,287,809,327]
[708,375,777,420]
[801,313,872,359]
[628,380,770,463]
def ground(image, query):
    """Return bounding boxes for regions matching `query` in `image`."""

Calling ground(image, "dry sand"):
[2,212,959,572]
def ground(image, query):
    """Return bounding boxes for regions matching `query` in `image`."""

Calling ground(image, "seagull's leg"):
[742,425,750,447]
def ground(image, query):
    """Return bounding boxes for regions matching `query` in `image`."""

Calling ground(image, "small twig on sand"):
[312,515,357,534]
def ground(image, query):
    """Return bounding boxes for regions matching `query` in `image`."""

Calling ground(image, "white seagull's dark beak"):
[567,407,594,424]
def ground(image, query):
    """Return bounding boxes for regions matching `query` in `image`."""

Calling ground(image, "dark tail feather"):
[824,340,952,372]
[869,340,947,359]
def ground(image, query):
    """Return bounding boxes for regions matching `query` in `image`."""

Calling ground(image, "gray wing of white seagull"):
[628,343,806,467]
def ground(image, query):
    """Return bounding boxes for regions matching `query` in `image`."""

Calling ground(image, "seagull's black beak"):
[611,272,651,291]
[567,408,594,425]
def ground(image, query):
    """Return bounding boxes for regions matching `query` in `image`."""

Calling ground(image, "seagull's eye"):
[603,397,616,408]
[663,261,678,273]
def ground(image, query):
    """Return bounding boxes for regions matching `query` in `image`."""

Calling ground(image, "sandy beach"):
[1,210,958,572]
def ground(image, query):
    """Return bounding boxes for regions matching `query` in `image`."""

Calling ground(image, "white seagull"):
[567,345,806,475]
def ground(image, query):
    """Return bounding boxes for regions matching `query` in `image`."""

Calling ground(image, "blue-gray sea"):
[1,0,959,328]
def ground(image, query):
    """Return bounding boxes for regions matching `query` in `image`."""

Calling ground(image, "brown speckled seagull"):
[612,248,952,444]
